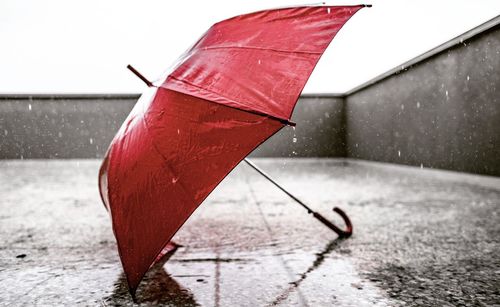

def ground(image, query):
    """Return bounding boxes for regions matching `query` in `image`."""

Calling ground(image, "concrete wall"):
[0,95,136,159]
[0,94,344,159]
[251,95,345,157]
[345,22,500,176]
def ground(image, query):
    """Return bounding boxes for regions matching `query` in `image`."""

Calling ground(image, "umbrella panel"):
[99,87,283,290]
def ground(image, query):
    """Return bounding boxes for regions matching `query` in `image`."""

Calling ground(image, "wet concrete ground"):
[1,158,499,306]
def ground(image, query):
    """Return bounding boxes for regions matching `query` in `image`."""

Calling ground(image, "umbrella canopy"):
[99,5,367,293]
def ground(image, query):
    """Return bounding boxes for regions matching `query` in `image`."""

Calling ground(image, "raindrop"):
[4,130,7,136]
[177,129,180,135]
[292,137,297,143]
[324,112,330,118]
[28,104,32,111]
[400,104,404,110]
[58,132,62,138]
[398,150,401,157]
[292,151,297,155]
[172,177,179,183]
[416,102,420,108]
[327,7,331,14]
[258,59,261,65]
[89,138,93,144]
[420,163,423,169]
[466,75,470,81]
[445,90,449,99]
[292,126,296,131]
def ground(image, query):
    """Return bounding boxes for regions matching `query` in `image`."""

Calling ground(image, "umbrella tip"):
[363,4,372,7]
[126,64,154,88]
[129,287,138,303]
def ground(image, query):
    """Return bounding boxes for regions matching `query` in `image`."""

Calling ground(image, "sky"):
[1,0,499,94]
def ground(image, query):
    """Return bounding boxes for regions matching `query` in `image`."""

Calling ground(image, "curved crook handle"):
[311,207,353,238]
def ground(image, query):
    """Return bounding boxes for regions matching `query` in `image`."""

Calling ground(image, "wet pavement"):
[1,158,499,306]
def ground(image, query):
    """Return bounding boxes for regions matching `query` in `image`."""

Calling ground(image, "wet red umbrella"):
[99,4,368,295]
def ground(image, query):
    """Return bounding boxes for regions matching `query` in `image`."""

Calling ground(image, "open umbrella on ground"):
[99,4,369,296]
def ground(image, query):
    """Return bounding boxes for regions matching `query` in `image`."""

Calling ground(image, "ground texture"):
[1,159,499,306]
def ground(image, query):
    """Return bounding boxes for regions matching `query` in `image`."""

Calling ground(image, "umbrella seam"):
[140,113,194,203]
[195,45,323,55]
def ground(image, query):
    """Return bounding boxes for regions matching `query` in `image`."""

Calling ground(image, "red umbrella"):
[99,4,368,295]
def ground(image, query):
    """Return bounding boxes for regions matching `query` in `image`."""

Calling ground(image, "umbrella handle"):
[243,158,353,238]
[311,207,352,238]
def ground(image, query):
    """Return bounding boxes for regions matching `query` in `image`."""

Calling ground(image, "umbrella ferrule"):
[127,64,154,88]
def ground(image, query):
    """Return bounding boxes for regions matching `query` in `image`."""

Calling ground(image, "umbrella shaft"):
[243,158,313,213]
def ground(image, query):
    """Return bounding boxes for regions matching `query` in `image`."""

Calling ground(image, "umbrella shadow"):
[103,248,200,306]
[268,237,346,306]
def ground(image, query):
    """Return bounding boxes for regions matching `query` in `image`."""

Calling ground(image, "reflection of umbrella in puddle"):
[268,238,344,306]
[99,4,369,296]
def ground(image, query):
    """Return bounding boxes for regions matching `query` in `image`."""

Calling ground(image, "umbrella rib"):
[161,77,296,127]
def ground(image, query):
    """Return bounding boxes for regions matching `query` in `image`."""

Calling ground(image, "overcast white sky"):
[1,0,499,94]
